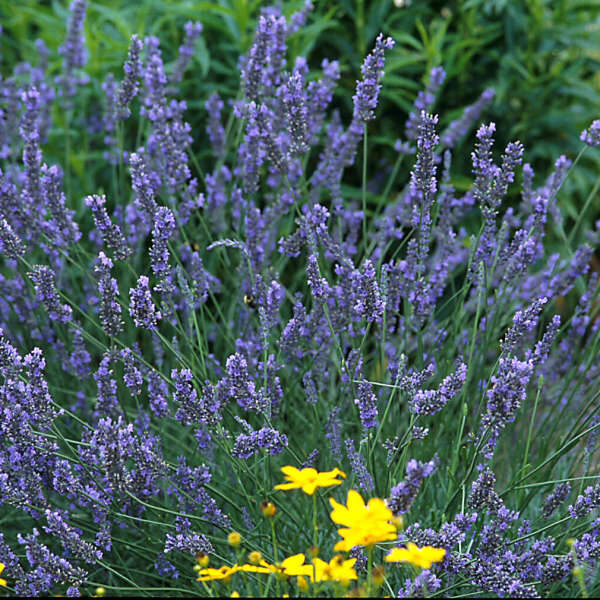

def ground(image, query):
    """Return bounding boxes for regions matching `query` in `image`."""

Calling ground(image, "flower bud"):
[261,501,277,518]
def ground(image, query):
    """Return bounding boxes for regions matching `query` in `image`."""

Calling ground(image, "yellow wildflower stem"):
[367,545,374,596]
[312,494,318,548]
[270,520,280,597]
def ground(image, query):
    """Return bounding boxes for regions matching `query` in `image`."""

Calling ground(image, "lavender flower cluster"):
[0,1,598,597]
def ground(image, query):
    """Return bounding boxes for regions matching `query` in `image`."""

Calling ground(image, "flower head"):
[239,553,313,578]
[274,466,346,495]
[385,542,446,569]
[329,489,398,551]
[0,562,5,586]
[196,564,240,581]
[312,555,358,583]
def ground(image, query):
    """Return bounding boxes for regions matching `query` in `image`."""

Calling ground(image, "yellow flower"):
[311,555,358,583]
[329,490,398,551]
[196,564,240,581]
[248,551,262,565]
[95,588,106,597]
[274,466,346,495]
[385,543,446,569]
[228,531,242,547]
[239,553,313,578]
[0,563,6,587]
[261,501,277,518]
[197,553,210,568]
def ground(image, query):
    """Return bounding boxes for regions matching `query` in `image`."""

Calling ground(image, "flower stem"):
[312,493,318,549]
[367,545,374,596]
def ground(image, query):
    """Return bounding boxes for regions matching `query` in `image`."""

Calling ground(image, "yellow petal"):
[274,482,301,491]
[281,553,306,569]
[346,489,366,513]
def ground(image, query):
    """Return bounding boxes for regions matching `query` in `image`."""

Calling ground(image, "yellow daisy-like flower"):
[0,563,6,587]
[311,555,358,583]
[196,564,240,581]
[274,466,346,495]
[385,543,446,569]
[329,489,398,552]
[239,553,314,578]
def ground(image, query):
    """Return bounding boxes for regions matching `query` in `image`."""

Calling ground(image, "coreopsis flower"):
[196,564,240,581]
[239,553,313,577]
[311,555,358,583]
[274,466,346,495]
[329,490,398,551]
[385,542,446,569]
[0,563,5,586]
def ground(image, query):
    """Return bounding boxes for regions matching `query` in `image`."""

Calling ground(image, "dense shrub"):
[0,1,599,597]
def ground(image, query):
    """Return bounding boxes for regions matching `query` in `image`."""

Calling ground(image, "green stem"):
[367,545,374,596]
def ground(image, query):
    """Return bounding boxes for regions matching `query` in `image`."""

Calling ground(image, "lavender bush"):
[0,1,599,597]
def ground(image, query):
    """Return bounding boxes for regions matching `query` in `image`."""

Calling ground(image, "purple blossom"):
[353,259,384,322]
[85,195,131,260]
[405,66,446,140]
[205,93,226,159]
[129,275,161,330]
[388,455,438,514]
[345,438,373,492]
[282,70,308,154]
[0,218,26,259]
[409,362,467,416]
[28,265,72,323]
[94,252,123,337]
[580,120,600,147]
[129,152,158,218]
[56,0,88,102]
[353,33,395,122]
[441,88,495,149]
[150,207,176,283]
[232,427,288,459]
[354,380,378,429]
[117,34,143,120]
[147,370,169,417]
[170,21,203,84]
[542,483,571,518]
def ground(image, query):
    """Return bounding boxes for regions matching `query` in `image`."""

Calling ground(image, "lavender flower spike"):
[129,152,158,218]
[171,21,203,84]
[283,70,309,155]
[353,33,395,123]
[94,251,123,337]
[29,265,73,323]
[117,34,143,120]
[150,207,176,282]
[56,0,88,102]
[85,194,132,260]
[0,218,26,259]
[388,455,439,514]
[129,275,161,330]
[581,120,600,147]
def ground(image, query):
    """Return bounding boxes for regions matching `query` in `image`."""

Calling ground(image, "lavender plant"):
[0,2,598,597]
